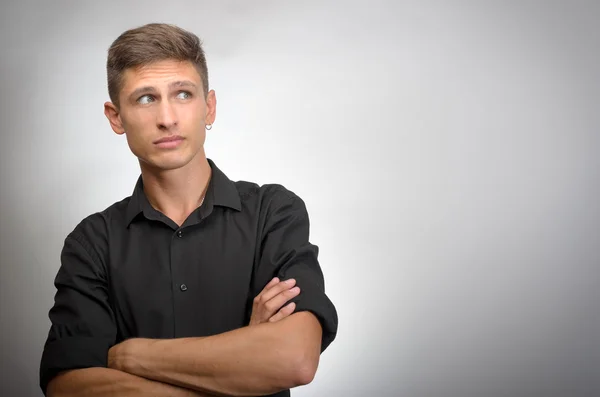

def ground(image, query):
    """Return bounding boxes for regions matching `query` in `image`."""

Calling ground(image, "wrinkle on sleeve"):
[252,189,338,352]
[39,230,117,395]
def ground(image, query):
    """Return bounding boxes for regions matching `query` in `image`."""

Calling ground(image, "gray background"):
[1,1,599,396]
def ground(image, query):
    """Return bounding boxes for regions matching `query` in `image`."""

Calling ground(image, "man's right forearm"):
[47,367,223,397]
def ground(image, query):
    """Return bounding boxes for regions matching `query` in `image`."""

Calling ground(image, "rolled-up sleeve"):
[39,230,116,395]
[254,188,338,352]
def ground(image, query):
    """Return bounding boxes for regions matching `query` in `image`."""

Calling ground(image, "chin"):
[136,144,204,171]
[140,154,194,172]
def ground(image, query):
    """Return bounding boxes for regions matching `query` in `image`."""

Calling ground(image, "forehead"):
[121,59,201,91]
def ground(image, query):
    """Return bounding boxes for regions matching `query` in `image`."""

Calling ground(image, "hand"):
[249,277,300,326]
[107,338,147,372]
[107,342,123,370]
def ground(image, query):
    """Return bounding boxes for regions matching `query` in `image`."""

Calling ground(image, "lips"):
[154,135,185,149]
[154,135,184,144]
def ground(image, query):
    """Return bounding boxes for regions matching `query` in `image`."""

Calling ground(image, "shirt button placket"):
[172,228,187,337]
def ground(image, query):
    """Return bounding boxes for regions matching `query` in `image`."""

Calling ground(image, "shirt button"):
[180,284,188,291]
[177,230,183,238]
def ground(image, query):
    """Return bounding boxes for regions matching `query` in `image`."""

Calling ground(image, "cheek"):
[186,100,206,121]
[121,113,152,151]
[122,111,153,135]
[123,131,145,157]
[180,105,206,132]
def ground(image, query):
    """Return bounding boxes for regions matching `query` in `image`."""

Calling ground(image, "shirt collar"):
[125,158,242,226]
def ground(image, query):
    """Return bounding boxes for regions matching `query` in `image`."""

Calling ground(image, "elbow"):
[46,373,68,397]
[294,360,318,386]
[260,347,319,393]
[287,351,319,387]
[271,312,323,389]
[46,369,85,397]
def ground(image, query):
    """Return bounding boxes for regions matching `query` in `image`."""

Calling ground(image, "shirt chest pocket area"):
[109,228,256,337]
[108,243,176,339]
[173,240,256,333]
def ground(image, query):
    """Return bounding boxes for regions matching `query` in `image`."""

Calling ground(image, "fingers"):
[250,278,300,325]
[269,302,297,323]
[262,285,300,316]
[259,278,297,304]
[261,277,280,293]
[253,281,299,314]
[252,277,281,312]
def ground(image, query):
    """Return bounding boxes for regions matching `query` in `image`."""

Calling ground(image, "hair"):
[106,23,209,107]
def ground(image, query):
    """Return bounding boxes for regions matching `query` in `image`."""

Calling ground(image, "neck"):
[139,150,211,225]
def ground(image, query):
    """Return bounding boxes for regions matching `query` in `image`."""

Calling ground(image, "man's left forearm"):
[109,312,322,396]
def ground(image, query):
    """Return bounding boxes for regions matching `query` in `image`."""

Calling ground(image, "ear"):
[104,102,125,135]
[205,90,217,126]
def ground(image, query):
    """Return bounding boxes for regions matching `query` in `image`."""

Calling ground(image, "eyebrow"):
[128,80,197,101]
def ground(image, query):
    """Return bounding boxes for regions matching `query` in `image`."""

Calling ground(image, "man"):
[39,23,338,397]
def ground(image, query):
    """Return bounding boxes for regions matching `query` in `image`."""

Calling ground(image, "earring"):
[205,124,212,130]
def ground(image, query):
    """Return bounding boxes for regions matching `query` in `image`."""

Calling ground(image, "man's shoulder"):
[67,195,132,240]
[233,180,303,205]
[232,179,308,220]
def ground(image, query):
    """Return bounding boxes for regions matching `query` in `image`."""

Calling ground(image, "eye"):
[176,91,191,100]
[137,95,154,105]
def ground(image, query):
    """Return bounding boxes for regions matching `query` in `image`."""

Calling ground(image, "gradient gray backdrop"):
[1,1,599,396]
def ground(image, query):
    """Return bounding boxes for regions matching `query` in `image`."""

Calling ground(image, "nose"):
[156,100,178,130]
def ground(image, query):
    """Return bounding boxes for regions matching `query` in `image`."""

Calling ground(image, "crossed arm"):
[110,311,321,396]
[47,279,322,397]
[44,192,337,397]
[48,367,206,397]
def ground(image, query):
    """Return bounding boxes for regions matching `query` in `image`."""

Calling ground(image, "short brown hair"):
[107,23,209,107]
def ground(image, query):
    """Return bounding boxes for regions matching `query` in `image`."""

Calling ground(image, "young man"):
[39,23,338,397]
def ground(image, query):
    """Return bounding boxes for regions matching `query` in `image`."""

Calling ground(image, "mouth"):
[154,135,184,149]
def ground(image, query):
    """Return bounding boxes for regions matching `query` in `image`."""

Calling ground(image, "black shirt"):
[39,159,338,396]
